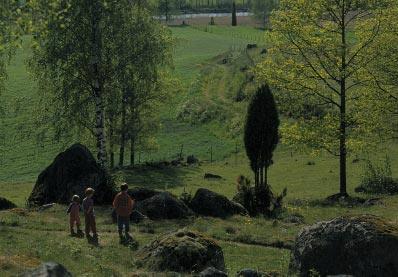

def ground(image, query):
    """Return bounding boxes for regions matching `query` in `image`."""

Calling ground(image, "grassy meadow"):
[1,23,398,276]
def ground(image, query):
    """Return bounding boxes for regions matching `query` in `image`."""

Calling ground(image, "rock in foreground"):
[190,188,248,218]
[137,229,225,273]
[0,197,17,210]
[28,144,114,206]
[136,192,193,220]
[22,262,72,277]
[290,215,398,277]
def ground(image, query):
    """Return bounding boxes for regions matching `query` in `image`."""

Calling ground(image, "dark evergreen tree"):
[232,2,237,26]
[244,85,279,187]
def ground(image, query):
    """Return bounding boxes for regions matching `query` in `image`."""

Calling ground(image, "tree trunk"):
[130,137,135,166]
[94,88,107,168]
[232,2,237,26]
[91,0,106,168]
[263,11,266,30]
[339,5,348,196]
[339,80,347,196]
[109,118,114,169]
[119,93,127,167]
[255,168,260,187]
[264,167,268,186]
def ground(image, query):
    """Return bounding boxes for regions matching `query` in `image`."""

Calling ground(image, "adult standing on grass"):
[113,183,135,244]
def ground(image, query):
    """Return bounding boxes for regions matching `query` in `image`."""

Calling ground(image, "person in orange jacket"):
[113,183,135,243]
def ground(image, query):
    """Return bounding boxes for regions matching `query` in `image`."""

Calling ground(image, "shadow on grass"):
[114,166,202,191]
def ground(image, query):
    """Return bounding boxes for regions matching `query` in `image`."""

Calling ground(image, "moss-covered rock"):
[136,192,193,220]
[0,197,16,210]
[137,229,225,273]
[290,215,398,277]
[190,188,248,218]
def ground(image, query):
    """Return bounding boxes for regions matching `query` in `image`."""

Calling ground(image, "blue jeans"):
[117,215,130,235]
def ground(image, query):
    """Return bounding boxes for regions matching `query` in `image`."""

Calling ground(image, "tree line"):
[156,0,276,27]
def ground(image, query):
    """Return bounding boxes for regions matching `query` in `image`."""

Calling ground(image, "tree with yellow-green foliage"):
[365,7,398,138]
[256,0,395,197]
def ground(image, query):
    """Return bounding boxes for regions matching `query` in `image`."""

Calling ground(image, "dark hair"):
[120,183,128,192]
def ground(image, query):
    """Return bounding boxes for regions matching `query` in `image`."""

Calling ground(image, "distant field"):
[172,25,265,82]
[167,14,260,27]
[150,0,249,10]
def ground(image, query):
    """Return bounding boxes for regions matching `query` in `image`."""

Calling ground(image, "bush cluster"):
[177,99,226,124]
[356,157,398,195]
[233,175,287,217]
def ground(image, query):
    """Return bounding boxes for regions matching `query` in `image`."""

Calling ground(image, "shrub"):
[234,175,256,215]
[179,189,193,206]
[234,175,287,217]
[356,156,398,194]
[225,226,237,234]
[177,99,226,124]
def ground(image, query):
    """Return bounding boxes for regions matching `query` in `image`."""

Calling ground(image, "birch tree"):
[113,4,173,167]
[30,0,126,168]
[257,0,395,197]
[30,0,174,168]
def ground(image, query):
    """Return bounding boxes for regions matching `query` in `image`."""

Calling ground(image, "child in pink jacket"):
[67,195,83,237]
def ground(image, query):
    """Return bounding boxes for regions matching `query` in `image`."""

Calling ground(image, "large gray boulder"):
[136,192,193,220]
[190,188,248,218]
[28,144,114,206]
[290,215,398,277]
[137,229,225,273]
[22,262,72,277]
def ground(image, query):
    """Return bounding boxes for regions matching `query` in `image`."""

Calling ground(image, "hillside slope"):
[0,26,264,182]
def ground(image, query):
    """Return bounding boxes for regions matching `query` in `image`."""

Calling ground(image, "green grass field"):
[1,24,398,276]
[1,148,398,276]
[0,26,264,182]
